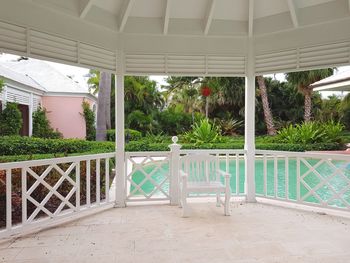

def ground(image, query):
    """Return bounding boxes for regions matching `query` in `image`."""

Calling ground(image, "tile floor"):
[1,202,350,263]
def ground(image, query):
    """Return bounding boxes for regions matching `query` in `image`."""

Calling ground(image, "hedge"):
[0,136,114,156]
[106,129,142,142]
[0,136,344,163]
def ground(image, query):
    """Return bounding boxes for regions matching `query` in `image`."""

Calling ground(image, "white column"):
[244,38,256,202]
[28,93,33,137]
[115,50,126,208]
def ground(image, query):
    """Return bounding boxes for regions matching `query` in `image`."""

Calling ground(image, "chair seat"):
[187,181,225,192]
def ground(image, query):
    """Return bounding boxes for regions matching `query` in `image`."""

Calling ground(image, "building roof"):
[1,59,91,95]
[311,70,350,92]
[0,63,45,92]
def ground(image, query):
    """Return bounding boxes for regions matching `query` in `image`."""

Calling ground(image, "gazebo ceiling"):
[1,0,350,75]
[11,0,347,37]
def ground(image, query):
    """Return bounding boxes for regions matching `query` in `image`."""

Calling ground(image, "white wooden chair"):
[179,154,231,217]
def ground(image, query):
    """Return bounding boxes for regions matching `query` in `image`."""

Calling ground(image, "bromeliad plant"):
[184,119,222,144]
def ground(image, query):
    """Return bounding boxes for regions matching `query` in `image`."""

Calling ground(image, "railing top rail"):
[125,151,170,157]
[0,152,116,170]
[180,149,246,155]
[256,149,350,161]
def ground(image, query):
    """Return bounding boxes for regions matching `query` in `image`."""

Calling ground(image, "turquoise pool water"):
[130,159,350,208]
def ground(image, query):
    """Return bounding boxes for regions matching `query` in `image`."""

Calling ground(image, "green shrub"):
[126,110,153,134]
[32,107,62,139]
[184,119,222,144]
[0,136,114,156]
[107,129,142,142]
[322,120,344,143]
[215,118,243,136]
[277,121,344,144]
[81,101,96,141]
[0,78,4,93]
[0,102,22,136]
[156,108,192,135]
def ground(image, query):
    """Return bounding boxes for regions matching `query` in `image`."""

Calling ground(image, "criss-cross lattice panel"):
[126,154,170,201]
[23,162,79,223]
[299,157,350,210]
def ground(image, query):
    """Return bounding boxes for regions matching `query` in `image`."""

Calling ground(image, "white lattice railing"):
[124,149,246,203]
[3,148,350,239]
[0,153,115,238]
[125,151,171,202]
[255,150,350,211]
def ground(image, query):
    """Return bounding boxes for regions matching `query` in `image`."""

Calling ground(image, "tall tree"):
[285,69,333,122]
[95,72,111,141]
[88,70,112,130]
[256,75,276,135]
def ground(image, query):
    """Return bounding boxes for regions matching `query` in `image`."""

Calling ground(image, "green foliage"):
[32,107,62,139]
[0,136,114,156]
[215,118,243,136]
[156,107,193,135]
[81,101,96,141]
[0,134,344,163]
[322,120,345,143]
[0,102,22,136]
[314,95,342,122]
[184,119,222,144]
[106,129,142,142]
[126,110,154,134]
[277,121,344,144]
[0,78,4,93]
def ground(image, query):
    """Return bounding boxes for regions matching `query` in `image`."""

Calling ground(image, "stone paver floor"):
[1,202,350,263]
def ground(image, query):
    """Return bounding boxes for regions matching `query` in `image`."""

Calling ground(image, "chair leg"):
[224,187,231,216]
[178,187,182,208]
[216,193,221,207]
[182,190,189,217]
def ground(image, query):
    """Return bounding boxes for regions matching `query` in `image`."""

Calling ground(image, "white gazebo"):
[1,1,350,261]
[312,70,350,92]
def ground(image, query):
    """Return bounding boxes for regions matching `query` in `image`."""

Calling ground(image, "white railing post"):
[169,136,182,205]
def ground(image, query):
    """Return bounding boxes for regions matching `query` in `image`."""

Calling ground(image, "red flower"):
[201,86,211,97]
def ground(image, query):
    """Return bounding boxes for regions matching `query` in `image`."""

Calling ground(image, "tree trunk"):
[205,97,209,119]
[256,75,276,135]
[96,72,110,141]
[105,74,112,129]
[304,89,312,122]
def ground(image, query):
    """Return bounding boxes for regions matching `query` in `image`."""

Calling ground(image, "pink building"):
[0,59,96,139]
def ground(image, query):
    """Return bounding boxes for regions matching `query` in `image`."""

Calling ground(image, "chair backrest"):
[180,154,220,183]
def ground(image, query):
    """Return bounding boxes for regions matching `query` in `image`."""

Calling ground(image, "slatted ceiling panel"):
[79,43,116,71]
[0,21,27,53]
[207,56,245,75]
[167,55,206,74]
[299,42,350,68]
[30,30,78,63]
[125,54,166,74]
[255,49,298,74]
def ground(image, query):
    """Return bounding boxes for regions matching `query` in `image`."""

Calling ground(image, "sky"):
[0,53,349,98]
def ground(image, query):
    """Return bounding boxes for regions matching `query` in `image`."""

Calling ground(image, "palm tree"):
[165,76,201,123]
[285,69,333,122]
[256,75,276,135]
[95,72,111,141]
[88,70,112,131]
